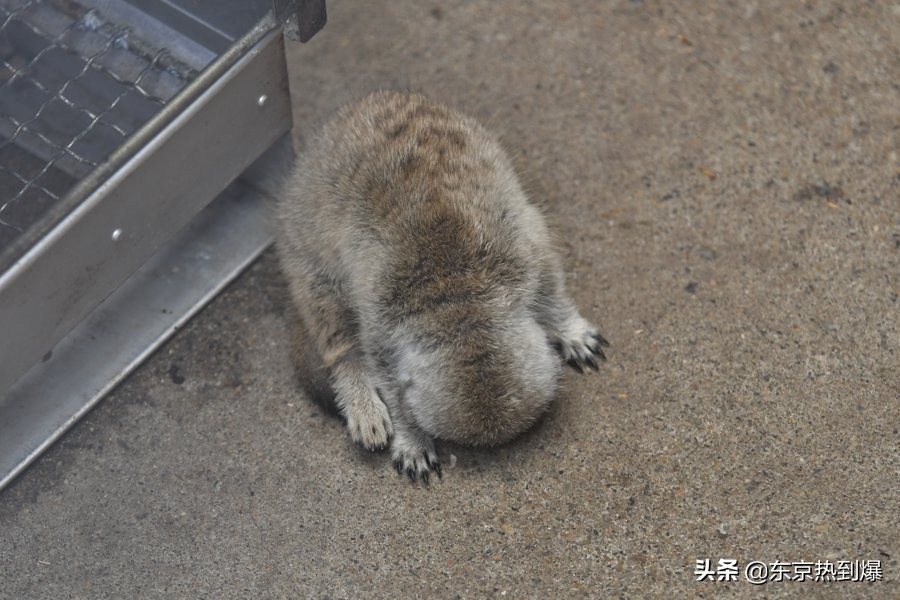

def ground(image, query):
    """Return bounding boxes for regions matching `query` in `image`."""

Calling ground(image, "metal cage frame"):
[0,0,310,490]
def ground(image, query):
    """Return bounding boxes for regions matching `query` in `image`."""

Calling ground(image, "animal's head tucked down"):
[391,305,560,446]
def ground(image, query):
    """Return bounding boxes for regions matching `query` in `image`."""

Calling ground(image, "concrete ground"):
[1,1,898,598]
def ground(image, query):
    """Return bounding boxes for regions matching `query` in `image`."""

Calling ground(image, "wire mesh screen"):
[0,0,198,251]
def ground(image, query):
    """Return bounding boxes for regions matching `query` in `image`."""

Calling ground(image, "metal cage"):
[0,0,315,490]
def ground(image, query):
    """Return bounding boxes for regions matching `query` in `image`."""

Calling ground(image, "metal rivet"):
[111,228,122,241]
[257,94,268,107]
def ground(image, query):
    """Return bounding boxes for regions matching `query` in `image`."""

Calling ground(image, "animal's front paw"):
[391,433,441,484]
[343,387,393,451]
[552,315,609,373]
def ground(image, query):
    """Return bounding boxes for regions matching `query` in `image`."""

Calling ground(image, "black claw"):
[393,459,402,475]
[407,468,416,483]
[587,340,608,361]
[425,454,442,479]
[585,355,599,371]
[421,470,430,485]
[567,357,584,373]
[592,333,610,348]
[587,344,607,361]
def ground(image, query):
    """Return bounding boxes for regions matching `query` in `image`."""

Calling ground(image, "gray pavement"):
[1,1,898,598]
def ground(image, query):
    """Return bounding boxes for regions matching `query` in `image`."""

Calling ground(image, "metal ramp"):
[0,0,324,490]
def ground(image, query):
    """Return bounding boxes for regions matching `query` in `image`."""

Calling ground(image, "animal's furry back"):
[276,91,606,479]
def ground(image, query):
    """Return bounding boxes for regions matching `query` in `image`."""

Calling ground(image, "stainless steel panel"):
[0,24,291,395]
[0,178,274,491]
[119,0,270,52]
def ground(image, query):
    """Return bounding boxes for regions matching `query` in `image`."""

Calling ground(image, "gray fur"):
[276,91,607,482]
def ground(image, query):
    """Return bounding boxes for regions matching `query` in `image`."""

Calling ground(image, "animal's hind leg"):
[285,262,393,450]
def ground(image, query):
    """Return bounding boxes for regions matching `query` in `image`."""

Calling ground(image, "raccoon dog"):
[277,91,607,482]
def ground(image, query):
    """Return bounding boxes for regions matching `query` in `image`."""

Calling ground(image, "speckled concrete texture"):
[1,1,897,598]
